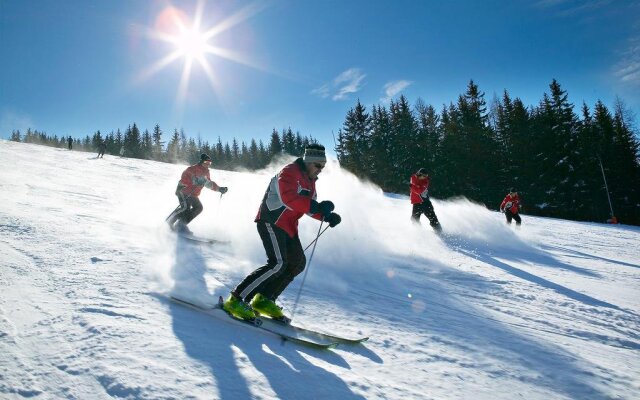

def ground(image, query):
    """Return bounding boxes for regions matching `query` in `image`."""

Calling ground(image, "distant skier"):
[500,188,522,225]
[67,136,73,150]
[166,153,228,234]
[410,168,441,231]
[119,146,125,157]
[223,143,341,320]
[97,141,106,158]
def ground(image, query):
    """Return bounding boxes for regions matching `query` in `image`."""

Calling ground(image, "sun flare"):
[173,28,209,60]
[139,1,269,113]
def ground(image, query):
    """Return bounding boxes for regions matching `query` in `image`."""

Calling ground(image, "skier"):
[223,143,341,320]
[167,153,228,234]
[410,168,441,230]
[119,146,125,157]
[499,188,522,225]
[67,136,73,150]
[97,141,106,158]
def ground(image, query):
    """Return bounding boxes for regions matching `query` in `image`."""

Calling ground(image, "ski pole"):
[303,225,330,252]
[215,191,224,223]
[289,220,324,322]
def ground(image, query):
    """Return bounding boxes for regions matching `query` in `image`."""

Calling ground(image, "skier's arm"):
[499,197,508,211]
[409,175,422,196]
[278,167,314,214]
[202,171,221,191]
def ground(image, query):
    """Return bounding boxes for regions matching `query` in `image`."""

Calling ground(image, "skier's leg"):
[269,234,305,300]
[235,222,289,303]
[505,210,513,224]
[423,199,440,226]
[513,213,522,225]
[167,191,189,228]
[182,197,203,224]
[411,204,423,223]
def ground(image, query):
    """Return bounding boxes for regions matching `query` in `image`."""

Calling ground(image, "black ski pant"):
[411,199,439,226]
[168,191,203,226]
[233,222,306,303]
[505,210,522,225]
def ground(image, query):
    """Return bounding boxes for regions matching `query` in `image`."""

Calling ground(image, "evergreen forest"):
[8,79,640,225]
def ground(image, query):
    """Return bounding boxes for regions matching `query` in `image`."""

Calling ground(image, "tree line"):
[336,79,640,225]
[9,125,317,171]
[8,78,640,225]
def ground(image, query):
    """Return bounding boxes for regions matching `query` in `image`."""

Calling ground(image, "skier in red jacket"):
[223,144,341,321]
[167,153,227,234]
[499,188,522,225]
[410,168,441,231]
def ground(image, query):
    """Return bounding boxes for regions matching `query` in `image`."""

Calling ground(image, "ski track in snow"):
[1,140,639,399]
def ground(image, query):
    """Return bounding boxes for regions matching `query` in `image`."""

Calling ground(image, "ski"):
[177,233,230,245]
[254,312,369,344]
[170,296,339,349]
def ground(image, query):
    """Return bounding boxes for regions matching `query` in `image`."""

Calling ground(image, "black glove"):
[324,212,341,228]
[219,187,228,194]
[310,200,334,217]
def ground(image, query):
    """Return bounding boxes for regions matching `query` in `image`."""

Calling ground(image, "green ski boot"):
[250,293,285,319]
[223,294,257,320]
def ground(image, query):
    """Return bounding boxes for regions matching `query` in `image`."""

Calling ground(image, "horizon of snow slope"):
[0,139,638,399]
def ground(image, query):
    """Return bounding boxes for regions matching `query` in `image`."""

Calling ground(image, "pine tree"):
[123,123,142,158]
[249,139,259,170]
[268,129,282,160]
[388,95,417,192]
[337,99,370,178]
[167,129,180,163]
[368,105,393,190]
[231,138,240,168]
[609,99,640,224]
[414,98,441,177]
[141,129,153,159]
[152,124,164,161]
[530,80,580,217]
[91,130,104,151]
[282,128,296,156]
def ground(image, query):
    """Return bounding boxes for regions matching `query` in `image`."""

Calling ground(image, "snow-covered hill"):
[1,140,638,399]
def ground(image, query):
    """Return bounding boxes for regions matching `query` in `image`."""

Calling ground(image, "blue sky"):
[1,0,639,150]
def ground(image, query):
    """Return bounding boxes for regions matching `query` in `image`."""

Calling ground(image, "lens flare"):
[138,0,270,114]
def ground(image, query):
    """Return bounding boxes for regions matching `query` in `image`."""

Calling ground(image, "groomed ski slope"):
[1,140,638,400]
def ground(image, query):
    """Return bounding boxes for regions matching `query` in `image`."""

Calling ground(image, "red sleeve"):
[410,175,428,195]
[180,166,195,186]
[278,165,312,214]
[205,169,219,191]
[409,175,421,196]
[500,196,508,209]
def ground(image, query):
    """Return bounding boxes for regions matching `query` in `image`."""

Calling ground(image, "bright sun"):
[173,28,209,61]
[139,1,268,111]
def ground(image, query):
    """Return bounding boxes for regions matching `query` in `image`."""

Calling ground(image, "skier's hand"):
[219,187,228,194]
[325,212,341,228]
[310,200,334,217]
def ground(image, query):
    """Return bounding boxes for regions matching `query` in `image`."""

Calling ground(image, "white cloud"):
[380,80,413,103]
[311,68,366,101]
[614,36,640,86]
[310,84,330,99]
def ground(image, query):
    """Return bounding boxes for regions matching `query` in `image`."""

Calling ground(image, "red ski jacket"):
[178,163,219,197]
[410,174,431,204]
[500,193,521,214]
[255,158,324,237]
